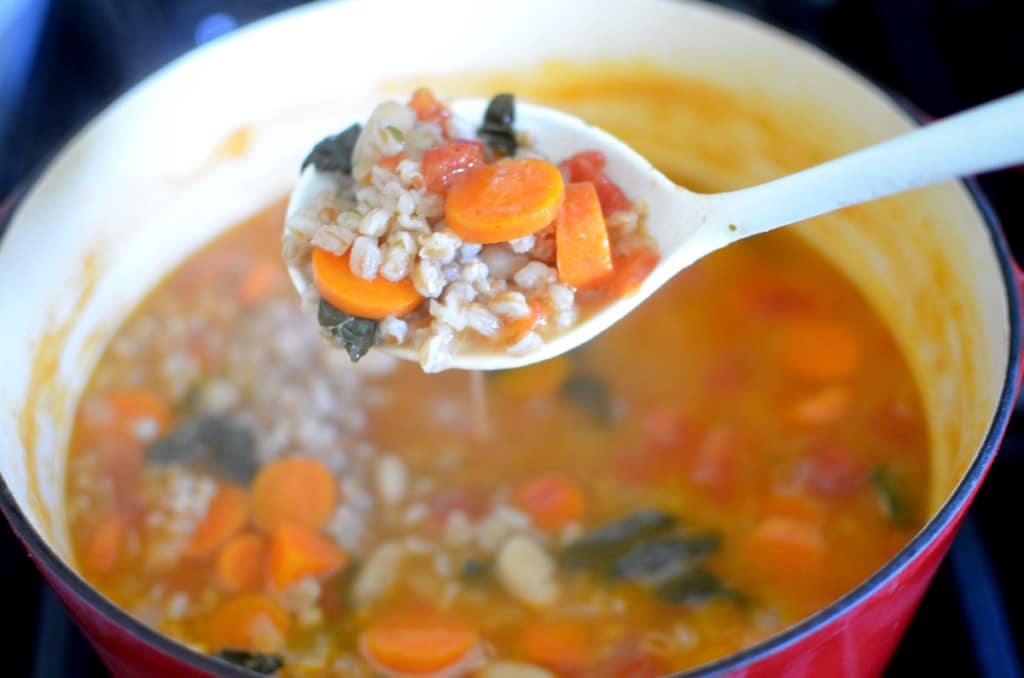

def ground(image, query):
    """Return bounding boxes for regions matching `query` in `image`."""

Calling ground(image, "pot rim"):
[1,3,1020,677]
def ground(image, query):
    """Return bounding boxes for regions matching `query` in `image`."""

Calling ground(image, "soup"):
[284,91,657,372]
[66,200,928,676]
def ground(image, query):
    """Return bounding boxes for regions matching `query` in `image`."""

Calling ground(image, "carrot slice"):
[555,182,614,288]
[445,158,565,244]
[237,259,283,306]
[779,319,863,381]
[268,523,347,590]
[84,512,129,575]
[746,517,826,581]
[188,484,249,559]
[492,355,570,398]
[207,593,291,653]
[360,611,479,675]
[514,474,585,532]
[216,533,268,593]
[311,247,424,320]
[520,620,591,672]
[250,456,338,532]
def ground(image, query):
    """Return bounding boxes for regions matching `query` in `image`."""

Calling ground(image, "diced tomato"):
[559,150,632,214]
[409,88,450,123]
[690,427,745,501]
[421,141,485,195]
[376,151,408,174]
[806,441,867,496]
[597,247,661,302]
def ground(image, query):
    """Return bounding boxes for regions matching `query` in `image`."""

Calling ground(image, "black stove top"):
[2,1,1023,676]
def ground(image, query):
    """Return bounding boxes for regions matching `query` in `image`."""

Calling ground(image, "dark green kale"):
[478,93,517,156]
[563,510,678,573]
[145,415,257,485]
[652,569,744,607]
[564,510,741,607]
[612,534,721,586]
[213,649,284,674]
[318,298,381,362]
[560,372,614,425]
[301,123,362,174]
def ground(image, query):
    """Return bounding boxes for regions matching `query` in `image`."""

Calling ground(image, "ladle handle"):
[710,90,1024,238]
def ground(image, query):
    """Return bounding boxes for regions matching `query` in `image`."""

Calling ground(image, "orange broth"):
[66,199,928,676]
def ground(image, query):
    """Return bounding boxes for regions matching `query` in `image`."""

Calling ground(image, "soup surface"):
[66,200,928,676]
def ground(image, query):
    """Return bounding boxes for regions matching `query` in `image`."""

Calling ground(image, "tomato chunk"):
[409,88,450,123]
[559,150,632,214]
[422,141,485,195]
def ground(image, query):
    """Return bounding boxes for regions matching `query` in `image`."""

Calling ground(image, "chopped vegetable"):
[250,456,338,532]
[409,88,450,123]
[779,319,864,381]
[870,466,912,526]
[145,414,257,485]
[746,517,826,581]
[213,649,284,674]
[301,123,362,174]
[311,247,424,320]
[599,246,661,302]
[653,569,741,606]
[445,158,565,244]
[207,594,291,653]
[317,298,382,363]
[216,533,268,593]
[555,182,614,288]
[560,372,613,425]
[491,355,570,398]
[422,140,485,195]
[514,474,585,532]
[268,523,347,590]
[478,93,517,156]
[558,150,632,215]
[612,534,720,586]
[563,510,677,573]
[188,484,249,559]
[360,611,480,675]
[519,620,591,672]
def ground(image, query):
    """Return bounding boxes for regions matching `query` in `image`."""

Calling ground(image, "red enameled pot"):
[1,1,1020,675]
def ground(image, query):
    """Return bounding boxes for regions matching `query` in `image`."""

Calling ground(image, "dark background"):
[2,0,1023,676]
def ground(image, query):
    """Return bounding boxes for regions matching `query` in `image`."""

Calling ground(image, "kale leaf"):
[301,123,362,174]
[145,414,257,485]
[478,93,517,156]
[561,372,614,425]
[318,298,381,362]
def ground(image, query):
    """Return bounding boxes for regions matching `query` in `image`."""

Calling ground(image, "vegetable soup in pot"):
[66,189,928,675]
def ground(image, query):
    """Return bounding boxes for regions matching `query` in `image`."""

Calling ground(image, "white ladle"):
[287,91,1024,370]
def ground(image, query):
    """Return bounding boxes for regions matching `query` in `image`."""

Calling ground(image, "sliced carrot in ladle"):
[445,157,565,243]
[556,181,614,288]
[312,247,423,319]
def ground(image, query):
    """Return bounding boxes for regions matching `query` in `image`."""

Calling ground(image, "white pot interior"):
[0,0,1010,586]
